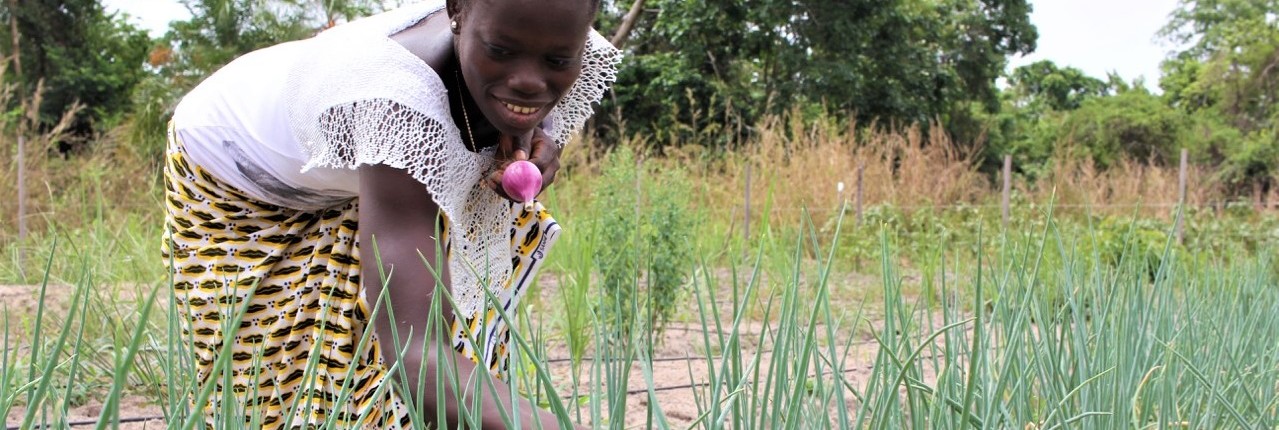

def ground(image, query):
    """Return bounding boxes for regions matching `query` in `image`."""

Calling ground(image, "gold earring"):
[451,20,459,32]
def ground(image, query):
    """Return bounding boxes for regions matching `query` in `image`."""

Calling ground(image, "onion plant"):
[3,206,1277,429]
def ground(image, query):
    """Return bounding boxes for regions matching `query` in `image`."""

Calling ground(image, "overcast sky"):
[1008,0,1184,91]
[104,0,1184,91]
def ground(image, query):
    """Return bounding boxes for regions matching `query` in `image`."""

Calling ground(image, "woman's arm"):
[358,164,569,429]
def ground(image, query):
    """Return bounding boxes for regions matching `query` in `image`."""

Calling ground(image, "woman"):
[161,0,620,427]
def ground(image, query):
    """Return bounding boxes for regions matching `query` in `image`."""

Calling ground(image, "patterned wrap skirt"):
[160,123,559,428]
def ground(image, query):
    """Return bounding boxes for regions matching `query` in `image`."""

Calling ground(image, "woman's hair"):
[452,0,601,16]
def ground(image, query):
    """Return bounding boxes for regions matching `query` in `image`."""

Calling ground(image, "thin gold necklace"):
[454,70,479,152]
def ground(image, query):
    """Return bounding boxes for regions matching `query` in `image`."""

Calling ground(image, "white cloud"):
[102,0,191,37]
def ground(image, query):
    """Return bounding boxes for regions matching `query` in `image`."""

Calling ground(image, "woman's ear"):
[446,0,464,32]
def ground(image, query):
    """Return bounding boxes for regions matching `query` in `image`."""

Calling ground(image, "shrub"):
[1056,88,1190,168]
[641,164,695,337]
[588,146,696,343]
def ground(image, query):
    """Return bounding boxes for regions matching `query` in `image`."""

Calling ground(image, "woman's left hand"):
[486,128,560,202]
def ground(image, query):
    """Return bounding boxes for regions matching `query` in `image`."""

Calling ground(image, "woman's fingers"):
[527,129,560,188]
[497,132,532,161]
[482,168,514,201]
[487,129,560,201]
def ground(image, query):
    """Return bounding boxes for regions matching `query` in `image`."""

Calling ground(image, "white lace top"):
[172,0,621,316]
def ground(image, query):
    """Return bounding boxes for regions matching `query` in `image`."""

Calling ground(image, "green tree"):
[1056,87,1191,169]
[163,0,314,79]
[160,0,388,79]
[596,0,766,146]
[314,0,381,27]
[980,60,1112,176]
[1006,60,1109,111]
[598,0,1037,149]
[1159,0,1279,200]
[0,0,151,137]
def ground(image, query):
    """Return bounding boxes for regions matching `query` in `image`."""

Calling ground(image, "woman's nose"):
[507,64,548,96]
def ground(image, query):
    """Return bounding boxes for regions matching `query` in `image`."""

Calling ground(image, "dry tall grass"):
[5,107,1273,249]
[1028,157,1209,215]
[712,115,991,227]
[0,80,160,247]
[560,112,1273,233]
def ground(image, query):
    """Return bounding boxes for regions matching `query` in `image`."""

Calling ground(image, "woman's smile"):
[501,101,538,115]
[491,96,548,131]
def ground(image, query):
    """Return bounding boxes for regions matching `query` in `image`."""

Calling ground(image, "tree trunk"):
[10,0,26,258]
[610,0,646,49]
[8,0,20,78]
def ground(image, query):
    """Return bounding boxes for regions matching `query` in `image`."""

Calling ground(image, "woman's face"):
[453,0,593,138]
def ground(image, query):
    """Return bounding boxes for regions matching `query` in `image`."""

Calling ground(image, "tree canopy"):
[1158,0,1279,192]
[596,0,1038,146]
[1,0,151,136]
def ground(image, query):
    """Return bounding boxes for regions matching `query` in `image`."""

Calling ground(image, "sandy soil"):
[5,396,165,430]
[532,320,877,428]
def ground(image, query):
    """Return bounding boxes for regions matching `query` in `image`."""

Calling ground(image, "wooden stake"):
[855,162,864,227]
[16,134,25,238]
[1176,149,1188,244]
[635,155,642,227]
[1002,155,1011,228]
[1255,182,1264,212]
[744,163,751,245]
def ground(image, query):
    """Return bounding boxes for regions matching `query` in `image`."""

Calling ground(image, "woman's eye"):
[486,45,513,58]
[547,57,575,68]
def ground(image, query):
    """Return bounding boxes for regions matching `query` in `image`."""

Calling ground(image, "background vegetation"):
[2,0,1277,242]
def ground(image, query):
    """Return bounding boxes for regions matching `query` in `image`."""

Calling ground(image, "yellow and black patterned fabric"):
[161,123,559,429]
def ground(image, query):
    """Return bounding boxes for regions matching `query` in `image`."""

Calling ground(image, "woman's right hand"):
[485,128,560,202]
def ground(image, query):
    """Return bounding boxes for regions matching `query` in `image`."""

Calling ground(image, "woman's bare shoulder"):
[389,11,455,75]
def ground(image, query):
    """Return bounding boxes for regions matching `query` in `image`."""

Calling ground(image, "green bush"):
[588,147,697,343]
[590,146,642,340]
[1079,216,1176,280]
[1185,205,1279,256]
[640,164,696,337]
[125,73,184,160]
[1056,88,1190,168]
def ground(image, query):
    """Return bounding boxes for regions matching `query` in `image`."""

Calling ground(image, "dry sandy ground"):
[5,397,165,430]
[4,283,166,429]
[533,321,877,428]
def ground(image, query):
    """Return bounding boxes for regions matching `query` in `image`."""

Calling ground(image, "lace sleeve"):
[312,98,484,200]
[544,30,623,148]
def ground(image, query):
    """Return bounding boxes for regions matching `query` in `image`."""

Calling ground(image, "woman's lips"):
[494,98,546,131]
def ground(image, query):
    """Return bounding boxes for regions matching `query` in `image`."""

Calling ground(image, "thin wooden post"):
[1255,182,1264,212]
[855,162,864,226]
[17,135,26,242]
[744,163,751,245]
[1002,155,1011,228]
[10,6,24,276]
[635,155,642,227]
[1176,149,1188,244]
